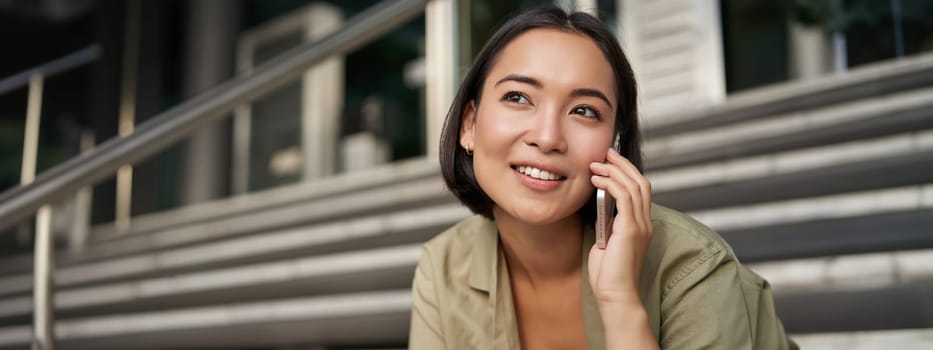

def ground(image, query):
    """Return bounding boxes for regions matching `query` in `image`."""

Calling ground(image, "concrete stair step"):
[0,290,412,350]
[723,208,933,262]
[0,244,422,325]
[0,159,445,276]
[651,130,933,210]
[749,249,933,294]
[645,52,933,136]
[685,183,933,261]
[690,183,933,233]
[645,85,933,170]
[0,204,468,298]
[776,278,933,333]
[791,328,933,350]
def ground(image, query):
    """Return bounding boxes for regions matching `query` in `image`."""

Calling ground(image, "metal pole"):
[32,204,54,350]
[0,45,99,96]
[891,0,904,58]
[425,0,456,159]
[115,0,141,232]
[833,33,848,73]
[831,0,848,73]
[21,74,55,349]
[232,105,251,194]
[21,75,43,186]
[68,131,95,254]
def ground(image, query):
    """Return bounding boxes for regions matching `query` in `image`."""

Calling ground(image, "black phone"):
[596,133,621,249]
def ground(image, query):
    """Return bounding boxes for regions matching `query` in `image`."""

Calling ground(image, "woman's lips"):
[513,165,565,180]
[511,165,565,191]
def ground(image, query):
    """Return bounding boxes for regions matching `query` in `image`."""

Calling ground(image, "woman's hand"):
[588,147,653,305]
[588,148,658,349]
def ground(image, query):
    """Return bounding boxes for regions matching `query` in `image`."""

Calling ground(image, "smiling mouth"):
[511,165,567,181]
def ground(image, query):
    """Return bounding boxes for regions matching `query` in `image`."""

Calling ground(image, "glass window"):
[597,0,619,33]
[838,0,933,68]
[248,32,305,191]
[459,0,554,72]
[720,0,790,93]
[342,14,426,165]
[720,0,933,94]
[239,0,426,191]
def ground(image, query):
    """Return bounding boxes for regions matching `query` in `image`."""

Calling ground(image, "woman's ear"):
[459,100,477,152]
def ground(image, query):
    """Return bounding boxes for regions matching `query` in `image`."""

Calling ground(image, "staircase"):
[645,52,933,348]
[0,158,462,349]
[1,2,932,348]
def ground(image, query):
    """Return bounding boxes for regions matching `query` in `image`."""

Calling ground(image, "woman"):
[410,5,796,349]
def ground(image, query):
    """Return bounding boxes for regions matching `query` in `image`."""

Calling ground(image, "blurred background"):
[0,0,932,349]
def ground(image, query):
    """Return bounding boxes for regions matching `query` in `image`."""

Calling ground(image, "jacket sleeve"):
[658,246,797,350]
[408,247,446,349]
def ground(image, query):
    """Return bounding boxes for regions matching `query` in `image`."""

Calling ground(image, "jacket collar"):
[465,216,518,349]
[468,216,498,293]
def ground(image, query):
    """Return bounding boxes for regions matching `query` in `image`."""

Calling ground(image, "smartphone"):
[596,134,622,249]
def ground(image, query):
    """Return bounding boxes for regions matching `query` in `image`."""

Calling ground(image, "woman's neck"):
[493,208,584,287]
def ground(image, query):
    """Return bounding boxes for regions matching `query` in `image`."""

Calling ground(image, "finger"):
[592,174,639,240]
[591,172,644,235]
[615,174,646,234]
[606,149,653,231]
[589,161,611,177]
[591,162,646,233]
[605,148,641,176]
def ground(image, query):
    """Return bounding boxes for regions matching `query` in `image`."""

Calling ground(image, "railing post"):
[68,130,95,254]
[32,204,54,350]
[115,0,141,232]
[21,73,55,349]
[302,5,344,181]
[21,76,43,186]
[425,0,457,160]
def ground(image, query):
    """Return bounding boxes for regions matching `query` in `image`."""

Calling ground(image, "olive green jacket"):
[409,204,797,349]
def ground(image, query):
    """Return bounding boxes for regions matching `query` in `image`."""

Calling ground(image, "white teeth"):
[517,166,560,181]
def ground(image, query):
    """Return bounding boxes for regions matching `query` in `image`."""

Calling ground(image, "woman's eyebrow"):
[495,74,613,110]
[571,88,613,111]
[494,74,542,88]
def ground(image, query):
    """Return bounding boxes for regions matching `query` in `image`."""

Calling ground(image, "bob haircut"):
[439,5,641,224]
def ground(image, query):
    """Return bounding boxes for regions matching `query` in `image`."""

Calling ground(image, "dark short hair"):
[439,5,641,223]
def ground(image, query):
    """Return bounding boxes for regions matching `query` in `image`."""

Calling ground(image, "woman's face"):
[461,28,618,226]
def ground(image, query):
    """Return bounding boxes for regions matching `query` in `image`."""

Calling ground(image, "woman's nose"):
[523,110,567,153]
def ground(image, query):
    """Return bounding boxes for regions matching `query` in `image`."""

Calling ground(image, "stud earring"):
[464,145,474,156]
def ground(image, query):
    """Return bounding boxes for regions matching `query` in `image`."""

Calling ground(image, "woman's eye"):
[503,92,530,104]
[572,106,601,119]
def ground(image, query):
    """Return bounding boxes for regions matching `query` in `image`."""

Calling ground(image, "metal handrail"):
[0,45,101,96]
[0,0,430,231]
